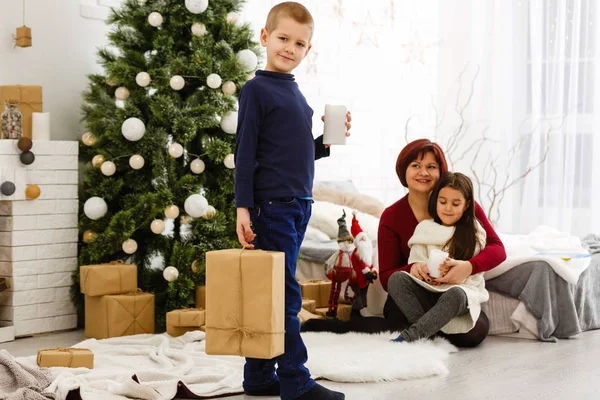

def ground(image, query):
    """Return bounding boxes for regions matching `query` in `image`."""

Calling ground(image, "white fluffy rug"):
[16,331,456,399]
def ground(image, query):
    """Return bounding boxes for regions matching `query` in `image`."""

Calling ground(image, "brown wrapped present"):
[299,280,331,308]
[80,261,137,296]
[298,308,323,325]
[195,285,206,309]
[37,348,93,369]
[14,26,32,48]
[314,304,352,321]
[85,291,155,339]
[205,249,284,359]
[0,85,42,138]
[302,298,316,313]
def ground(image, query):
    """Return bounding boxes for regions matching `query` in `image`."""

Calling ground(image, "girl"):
[390,172,488,342]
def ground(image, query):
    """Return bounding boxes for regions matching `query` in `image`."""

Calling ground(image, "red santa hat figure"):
[350,211,373,272]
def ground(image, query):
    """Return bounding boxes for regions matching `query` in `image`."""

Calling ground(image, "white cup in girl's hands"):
[427,249,449,278]
[323,104,347,145]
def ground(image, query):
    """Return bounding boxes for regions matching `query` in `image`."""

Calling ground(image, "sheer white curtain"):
[517,0,600,237]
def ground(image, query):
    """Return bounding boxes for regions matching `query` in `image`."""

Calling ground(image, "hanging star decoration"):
[354,12,383,48]
[400,28,440,65]
[306,49,319,76]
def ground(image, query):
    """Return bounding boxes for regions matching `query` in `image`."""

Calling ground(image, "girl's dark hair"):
[428,172,482,260]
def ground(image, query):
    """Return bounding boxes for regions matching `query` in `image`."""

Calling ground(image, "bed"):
[299,182,600,341]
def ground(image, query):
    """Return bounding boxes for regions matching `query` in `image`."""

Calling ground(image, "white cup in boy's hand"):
[323,104,348,145]
[427,249,449,279]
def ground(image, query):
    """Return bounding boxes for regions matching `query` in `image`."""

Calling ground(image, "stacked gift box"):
[166,308,205,337]
[80,261,154,339]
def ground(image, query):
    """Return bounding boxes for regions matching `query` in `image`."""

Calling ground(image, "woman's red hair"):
[395,139,448,187]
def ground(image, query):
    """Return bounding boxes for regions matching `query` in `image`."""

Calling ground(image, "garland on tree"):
[72,0,260,328]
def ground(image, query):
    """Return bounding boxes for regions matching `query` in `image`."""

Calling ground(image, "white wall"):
[0,0,111,141]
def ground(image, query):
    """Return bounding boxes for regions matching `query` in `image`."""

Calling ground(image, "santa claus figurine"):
[324,210,354,318]
[348,211,377,311]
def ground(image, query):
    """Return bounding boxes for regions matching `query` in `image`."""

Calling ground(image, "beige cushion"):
[313,187,385,218]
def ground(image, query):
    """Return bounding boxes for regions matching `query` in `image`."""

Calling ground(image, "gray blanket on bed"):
[0,350,54,400]
[486,250,600,342]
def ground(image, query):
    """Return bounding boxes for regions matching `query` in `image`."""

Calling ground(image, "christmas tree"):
[72,0,259,327]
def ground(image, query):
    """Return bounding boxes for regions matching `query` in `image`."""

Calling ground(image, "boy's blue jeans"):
[244,197,316,400]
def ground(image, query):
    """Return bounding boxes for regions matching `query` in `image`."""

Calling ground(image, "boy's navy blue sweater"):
[234,70,330,208]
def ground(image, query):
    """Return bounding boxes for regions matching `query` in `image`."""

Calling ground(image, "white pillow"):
[303,226,331,242]
[309,201,380,241]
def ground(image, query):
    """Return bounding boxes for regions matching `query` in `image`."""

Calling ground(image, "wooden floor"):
[3,329,600,400]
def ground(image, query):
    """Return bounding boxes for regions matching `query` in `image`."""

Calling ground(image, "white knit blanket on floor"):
[15,331,456,399]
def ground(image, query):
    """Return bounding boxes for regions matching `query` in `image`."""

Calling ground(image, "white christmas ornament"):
[206,73,222,89]
[191,22,207,37]
[163,266,179,282]
[121,117,146,141]
[135,72,151,87]
[122,239,138,254]
[185,0,208,14]
[222,81,236,95]
[237,50,258,72]
[170,75,185,90]
[226,12,240,24]
[202,205,216,219]
[150,219,165,234]
[148,12,163,27]
[115,87,130,100]
[84,197,108,220]
[168,142,184,158]
[164,205,180,219]
[129,154,145,169]
[224,154,235,169]
[220,111,238,134]
[184,194,209,218]
[190,158,205,174]
[101,161,116,176]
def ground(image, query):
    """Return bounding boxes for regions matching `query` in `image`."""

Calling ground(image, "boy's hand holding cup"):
[322,105,352,147]
[427,249,449,279]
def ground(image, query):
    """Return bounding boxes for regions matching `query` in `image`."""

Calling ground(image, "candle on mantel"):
[32,112,50,140]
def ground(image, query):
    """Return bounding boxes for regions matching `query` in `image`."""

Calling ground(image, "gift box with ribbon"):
[314,304,352,321]
[166,308,205,337]
[37,347,94,369]
[205,249,285,359]
[80,261,137,296]
[299,280,332,308]
[301,298,316,313]
[84,290,155,339]
[0,85,42,139]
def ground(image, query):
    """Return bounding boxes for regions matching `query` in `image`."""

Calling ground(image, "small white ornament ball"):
[184,194,209,218]
[191,22,207,37]
[190,158,205,174]
[148,12,163,27]
[121,117,146,141]
[122,239,138,254]
[220,111,238,134]
[168,142,184,158]
[82,132,97,146]
[91,154,105,168]
[129,154,145,170]
[135,72,151,87]
[163,266,179,282]
[206,73,222,89]
[237,50,258,72]
[224,154,235,169]
[150,219,165,234]
[115,87,130,100]
[226,12,240,24]
[222,81,236,95]
[202,205,216,219]
[84,197,108,220]
[164,205,180,219]
[170,75,185,90]
[185,0,208,14]
[101,161,116,176]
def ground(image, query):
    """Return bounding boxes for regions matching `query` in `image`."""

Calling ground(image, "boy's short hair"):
[265,2,314,35]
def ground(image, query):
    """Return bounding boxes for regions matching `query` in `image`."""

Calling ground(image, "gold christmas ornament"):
[164,205,180,219]
[25,184,41,200]
[202,205,216,219]
[82,132,97,146]
[180,215,193,225]
[222,81,236,95]
[122,239,138,254]
[191,259,201,273]
[91,154,105,168]
[115,87,130,100]
[150,219,165,234]
[83,230,97,243]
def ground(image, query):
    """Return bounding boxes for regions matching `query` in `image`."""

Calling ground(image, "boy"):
[234,2,350,400]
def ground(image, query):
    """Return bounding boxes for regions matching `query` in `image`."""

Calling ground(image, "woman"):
[303,139,506,347]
